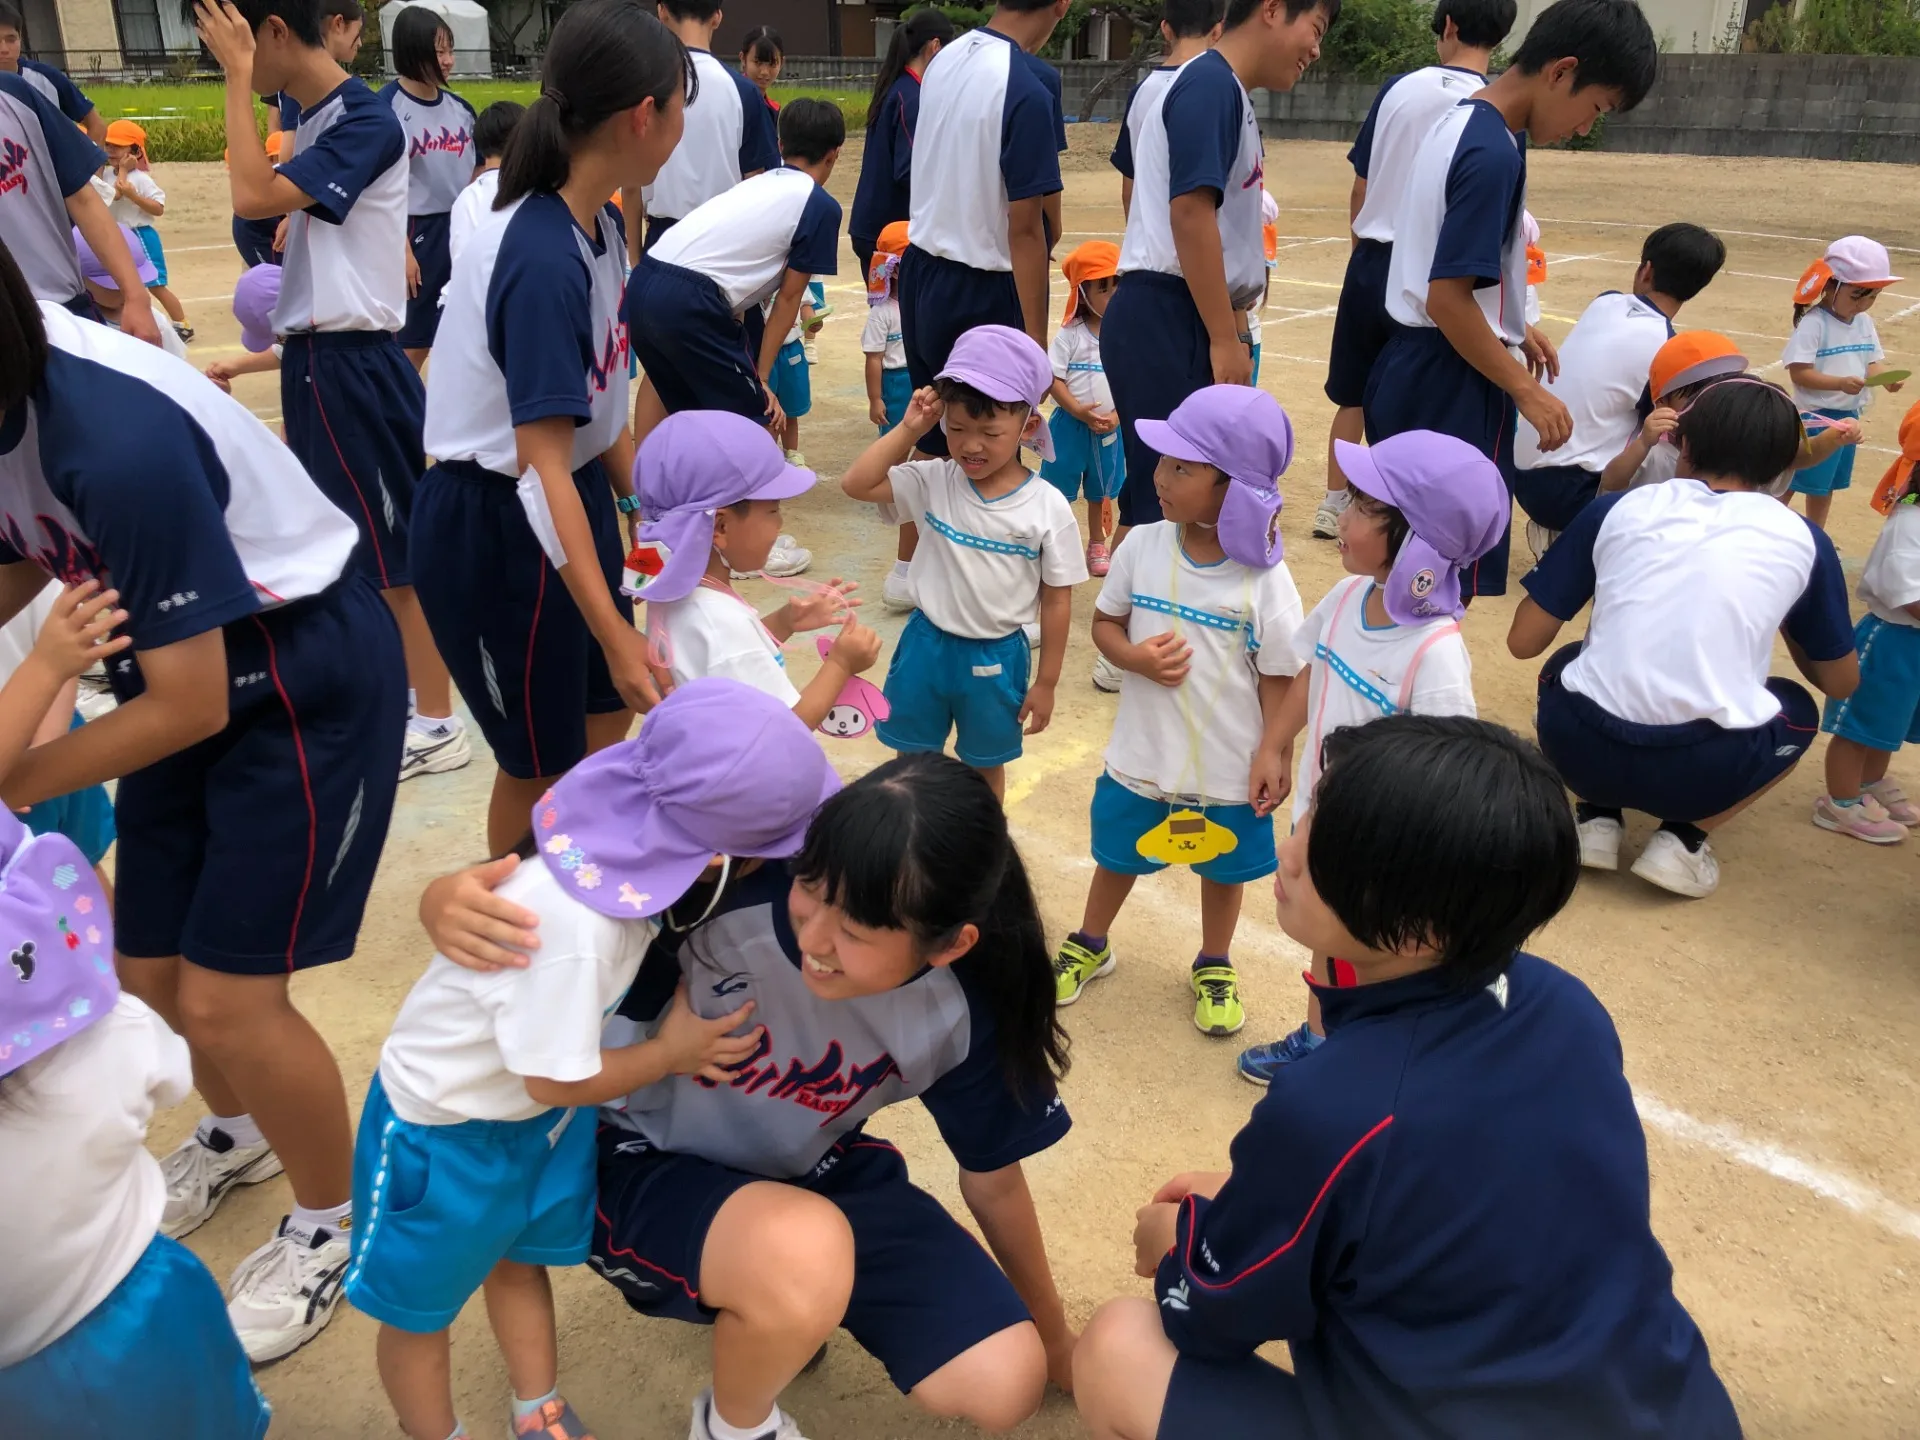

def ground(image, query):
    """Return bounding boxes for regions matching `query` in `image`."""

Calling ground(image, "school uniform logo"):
[409,126,472,159]
[0,137,29,197]
[0,512,106,590]
[705,1032,904,1125]
[1160,1279,1190,1312]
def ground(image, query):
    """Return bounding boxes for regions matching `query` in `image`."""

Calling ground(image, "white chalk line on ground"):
[1538,217,1920,256]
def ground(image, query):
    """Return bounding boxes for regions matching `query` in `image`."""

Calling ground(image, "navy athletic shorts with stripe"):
[1506,458,1601,534]
[411,457,630,781]
[1535,642,1818,822]
[898,244,1023,460]
[1364,323,1516,598]
[397,210,453,350]
[112,576,407,975]
[231,213,280,269]
[281,331,424,590]
[590,1126,1032,1394]
[627,254,771,424]
[1324,237,1393,409]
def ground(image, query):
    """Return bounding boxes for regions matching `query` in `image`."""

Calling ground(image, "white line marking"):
[1536,216,1920,256]
[1883,300,1920,324]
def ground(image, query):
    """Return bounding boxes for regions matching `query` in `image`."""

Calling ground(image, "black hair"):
[657,0,721,21]
[1433,0,1516,47]
[1162,0,1225,39]
[739,23,782,61]
[1509,0,1658,112]
[0,238,49,416]
[1309,716,1578,989]
[1223,0,1341,31]
[778,96,845,163]
[182,0,323,45]
[390,3,451,86]
[471,99,524,160]
[497,0,694,209]
[1640,222,1724,303]
[794,753,1068,1101]
[319,0,364,25]
[867,8,955,135]
[0,2,25,33]
[935,377,1031,425]
[1345,481,1410,562]
[1674,376,1803,489]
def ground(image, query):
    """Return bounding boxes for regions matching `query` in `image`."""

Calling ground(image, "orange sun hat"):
[1871,399,1920,515]
[1060,239,1119,326]
[868,219,909,299]
[1649,331,1747,403]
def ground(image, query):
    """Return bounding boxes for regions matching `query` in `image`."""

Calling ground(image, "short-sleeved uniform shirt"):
[274,76,410,333]
[1514,291,1673,473]
[446,166,499,265]
[1348,65,1487,244]
[425,190,629,475]
[1522,480,1855,730]
[848,70,925,246]
[96,166,164,230]
[1116,50,1265,311]
[600,861,1072,1180]
[1384,98,1527,344]
[642,49,778,222]
[647,165,840,314]
[1861,501,1920,628]
[861,296,906,368]
[378,82,477,215]
[889,459,1087,638]
[1782,307,1884,413]
[1050,317,1111,412]
[648,586,800,705]
[909,28,1062,272]
[13,58,93,124]
[1109,65,1176,182]
[0,72,105,303]
[1094,522,1303,805]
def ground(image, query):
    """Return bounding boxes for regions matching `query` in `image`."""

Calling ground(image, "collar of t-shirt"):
[1312,961,1471,1032]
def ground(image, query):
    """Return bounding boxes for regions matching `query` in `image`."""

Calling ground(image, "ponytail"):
[495,0,696,208]
[867,7,955,137]
[0,237,49,415]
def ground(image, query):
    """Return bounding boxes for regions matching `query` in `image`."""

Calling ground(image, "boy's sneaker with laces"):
[1861,778,1920,825]
[1629,828,1720,899]
[802,340,820,365]
[1053,936,1114,1005]
[1576,815,1623,871]
[1091,655,1124,693]
[784,449,807,468]
[1812,793,1908,845]
[159,1127,284,1239]
[688,1391,810,1440]
[401,721,473,782]
[513,1397,597,1438]
[1310,490,1349,539]
[1191,965,1245,1036]
[759,540,813,579]
[1086,540,1110,577]
[1236,1022,1324,1086]
[227,1216,351,1363]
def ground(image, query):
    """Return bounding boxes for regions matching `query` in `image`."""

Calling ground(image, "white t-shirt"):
[0,577,55,678]
[1516,291,1673,474]
[642,49,774,222]
[649,165,842,314]
[1861,501,1920,628]
[447,167,500,266]
[1348,65,1487,245]
[93,167,164,230]
[1049,317,1111,413]
[648,585,800,704]
[1626,437,1680,491]
[1288,575,1476,822]
[1782,307,1884,412]
[890,460,1086,638]
[0,994,190,1367]
[861,297,906,369]
[1095,522,1304,805]
[378,859,657,1126]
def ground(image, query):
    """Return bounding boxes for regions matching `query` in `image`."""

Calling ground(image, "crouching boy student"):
[842,325,1087,800]
[1051,386,1303,1039]
[1071,714,1744,1440]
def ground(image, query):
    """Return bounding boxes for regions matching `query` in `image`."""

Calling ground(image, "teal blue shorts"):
[880,365,913,431]
[767,338,811,419]
[1042,409,1125,502]
[877,611,1030,767]
[1089,772,1277,884]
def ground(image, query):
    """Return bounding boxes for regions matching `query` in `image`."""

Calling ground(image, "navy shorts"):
[1822,614,1920,752]
[231,213,280,268]
[412,457,630,781]
[345,1075,596,1333]
[1506,458,1601,534]
[113,577,406,974]
[1365,324,1516,598]
[280,331,425,590]
[1156,1352,1310,1440]
[627,255,770,423]
[1535,642,1818,822]
[1323,237,1393,409]
[1102,271,1224,530]
[898,244,1023,459]
[398,210,452,350]
[767,338,811,419]
[590,1127,1032,1393]
[1089,774,1277,884]
[642,213,677,254]
[877,611,1031,768]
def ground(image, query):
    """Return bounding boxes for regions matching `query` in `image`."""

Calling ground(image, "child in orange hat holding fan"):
[1044,240,1123,578]
[1783,235,1906,531]
[96,119,191,339]
[863,219,912,432]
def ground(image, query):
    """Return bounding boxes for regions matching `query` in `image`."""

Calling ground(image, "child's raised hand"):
[192,0,257,72]
[654,980,764,1083]
[34,580,130,681]
[901,386,944,439]
[1640,406,1679,448]
[1131,631,1192,688]
[827,615,882,675]
[784,578,859,632]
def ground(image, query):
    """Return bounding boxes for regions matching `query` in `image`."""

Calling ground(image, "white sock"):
[511,1388,558,1421]
[706,1399,778,1440]
[287,1200,351,1242]
[891,559,910,578]
[197,1112,263,1148]
[408,712,458,736]
[442,1426,467,1440]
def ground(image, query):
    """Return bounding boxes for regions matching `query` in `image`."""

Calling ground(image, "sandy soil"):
[137,131,1920,1438]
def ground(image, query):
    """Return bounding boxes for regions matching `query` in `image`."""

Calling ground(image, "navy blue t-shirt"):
[848,72,923,246]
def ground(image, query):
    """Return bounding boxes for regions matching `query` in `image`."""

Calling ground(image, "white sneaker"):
[1630,829,1720,898]
[1092,655,1124,693]
[1311,490,1349,539]
[761,542,813,578]
[1526,520,1560,562]
[160,1127,284,1239]
[689,1390,811,1440]
[227,1217,351,1363]
[400,721,472,782]
[1576,815,1623,871]
[802,339,820,366]
[882,569,918,613]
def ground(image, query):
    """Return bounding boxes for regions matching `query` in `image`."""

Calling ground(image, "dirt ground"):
[137,130,1920,1438]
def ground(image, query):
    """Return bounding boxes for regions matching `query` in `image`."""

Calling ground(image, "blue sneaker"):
[1236,1023,1324,1086]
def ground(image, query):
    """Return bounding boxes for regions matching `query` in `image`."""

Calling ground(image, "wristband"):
[615,495,641,515]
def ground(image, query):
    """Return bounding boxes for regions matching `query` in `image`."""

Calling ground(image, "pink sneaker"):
[1812,793,1908,845]
[1086,541,1110,577]
[1862,778,1920,825]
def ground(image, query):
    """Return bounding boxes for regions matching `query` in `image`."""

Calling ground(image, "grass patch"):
[85,80,866,162]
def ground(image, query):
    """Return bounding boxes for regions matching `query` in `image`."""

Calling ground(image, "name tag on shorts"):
[972,663,1003,677]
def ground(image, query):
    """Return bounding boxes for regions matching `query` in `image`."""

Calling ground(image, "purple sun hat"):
[0,809,117,1079]
[534,678,840,919]
[233,264,282,353]
[623,411,817,603]
[71,224,157,291]
[1136,386,1294,569]
[1333,431,1509,625]
[935,324,1057,461]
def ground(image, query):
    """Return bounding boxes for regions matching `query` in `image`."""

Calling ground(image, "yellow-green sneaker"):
[1191,965,1246,1036]
[1053,936,1115,1005]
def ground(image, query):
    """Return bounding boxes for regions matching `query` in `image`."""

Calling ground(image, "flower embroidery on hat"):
[540,807,558,830]
[575,864,603,890]
[545,834,573,855]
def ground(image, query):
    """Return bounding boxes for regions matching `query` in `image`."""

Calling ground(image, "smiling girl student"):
[414,0,687,855]
[422,752,1079,1440]
[380,4,476,369]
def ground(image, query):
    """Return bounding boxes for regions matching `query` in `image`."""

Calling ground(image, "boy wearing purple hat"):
[1053,384,1304,1037]
[347,679,839,1440]
[1236,429,1505,1082]
[843,324,1088,798]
